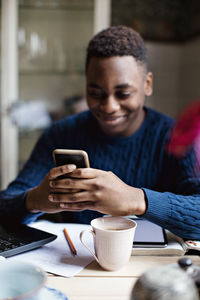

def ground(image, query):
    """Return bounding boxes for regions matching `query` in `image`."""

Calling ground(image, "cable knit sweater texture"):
[0,107,199,239]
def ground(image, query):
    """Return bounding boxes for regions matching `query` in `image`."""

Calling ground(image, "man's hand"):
[25,164,76,213]
[47,168,147,216]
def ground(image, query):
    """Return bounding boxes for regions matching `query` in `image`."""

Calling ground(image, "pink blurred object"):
[166,100,200,158]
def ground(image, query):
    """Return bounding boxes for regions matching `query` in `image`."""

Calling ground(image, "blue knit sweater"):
[0,107,200,239]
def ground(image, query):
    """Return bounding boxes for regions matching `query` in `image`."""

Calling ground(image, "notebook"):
[0,223,57,258]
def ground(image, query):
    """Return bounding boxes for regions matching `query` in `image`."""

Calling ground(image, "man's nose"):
[100,96,120,113]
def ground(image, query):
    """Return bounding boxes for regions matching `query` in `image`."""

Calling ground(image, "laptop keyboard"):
[0,235,28,252]
[0,224,57,258]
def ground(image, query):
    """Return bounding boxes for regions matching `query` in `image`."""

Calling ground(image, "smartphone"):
[53,149,90,178]
[132,218,168,248]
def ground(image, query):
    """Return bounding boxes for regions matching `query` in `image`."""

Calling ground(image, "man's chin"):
[99,124,126,137]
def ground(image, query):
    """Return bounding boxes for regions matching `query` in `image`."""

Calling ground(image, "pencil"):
[63,228,77,255]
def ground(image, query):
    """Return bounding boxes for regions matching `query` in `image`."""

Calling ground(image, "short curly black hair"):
[86,25,147,70]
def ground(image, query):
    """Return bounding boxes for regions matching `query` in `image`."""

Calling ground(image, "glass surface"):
[18,0,94,169]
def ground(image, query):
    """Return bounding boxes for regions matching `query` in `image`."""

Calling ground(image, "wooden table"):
[47,255,200,300]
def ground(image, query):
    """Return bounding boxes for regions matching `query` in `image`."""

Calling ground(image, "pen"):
[63,228,77,255]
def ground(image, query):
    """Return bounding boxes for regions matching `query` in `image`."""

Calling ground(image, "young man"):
[0,26,199,239]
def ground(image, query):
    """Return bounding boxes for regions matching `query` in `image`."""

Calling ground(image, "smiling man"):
[0,26,199,240]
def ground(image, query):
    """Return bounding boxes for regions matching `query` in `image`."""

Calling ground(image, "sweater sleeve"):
[0,126,56,225]
[142,148,200,240]
[142,189,200,239]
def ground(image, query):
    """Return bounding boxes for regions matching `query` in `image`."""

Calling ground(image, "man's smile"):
[97,113,127,126]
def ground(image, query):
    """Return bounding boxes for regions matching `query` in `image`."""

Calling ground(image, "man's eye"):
[116,92,131,99]
[88,91,105,99]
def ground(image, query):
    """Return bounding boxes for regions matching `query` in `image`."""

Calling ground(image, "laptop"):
[0,223,57,258]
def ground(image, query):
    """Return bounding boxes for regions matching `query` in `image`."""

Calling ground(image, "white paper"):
[8,220,94,277]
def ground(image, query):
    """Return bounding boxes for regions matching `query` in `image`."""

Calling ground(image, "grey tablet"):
[132,218,167,248]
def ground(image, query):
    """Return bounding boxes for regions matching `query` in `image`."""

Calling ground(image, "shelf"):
[19,0,93,11]
[19,6,93,11]
[19,70,85,76]
[19,128,43,136]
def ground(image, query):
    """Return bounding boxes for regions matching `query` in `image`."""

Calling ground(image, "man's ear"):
[144,72,153,96]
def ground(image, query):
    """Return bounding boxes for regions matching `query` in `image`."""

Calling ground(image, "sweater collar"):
[88,107,149,145]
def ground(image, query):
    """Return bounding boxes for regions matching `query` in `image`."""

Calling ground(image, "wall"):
[146,42,181,117]
[180,36,200,110]
[145,38,200,118]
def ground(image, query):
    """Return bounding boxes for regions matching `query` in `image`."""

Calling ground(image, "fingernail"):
[48,195,54,201]
[49,181,54,187]
[66,164,76,171]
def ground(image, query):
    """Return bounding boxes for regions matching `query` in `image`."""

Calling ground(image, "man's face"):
[86,56,153,137]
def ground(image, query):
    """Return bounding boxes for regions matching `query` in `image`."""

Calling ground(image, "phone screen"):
[54,153,87,168]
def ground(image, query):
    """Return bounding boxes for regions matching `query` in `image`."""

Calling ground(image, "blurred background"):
[0,0,200,188]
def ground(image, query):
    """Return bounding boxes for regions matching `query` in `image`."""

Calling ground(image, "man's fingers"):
[59,201,95,211]
[69,168,104,179]
[48,164,76,180]
[49,187,81,193]
[49,177,96,190]
[48,191,94,203]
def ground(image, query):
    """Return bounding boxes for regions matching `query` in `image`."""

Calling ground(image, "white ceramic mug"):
[80,216,137,271]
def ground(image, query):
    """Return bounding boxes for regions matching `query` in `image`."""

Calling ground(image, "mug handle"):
[80,229,99,263]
